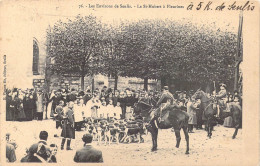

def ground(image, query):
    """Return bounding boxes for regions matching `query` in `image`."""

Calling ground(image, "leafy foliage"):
[46,15,238,89]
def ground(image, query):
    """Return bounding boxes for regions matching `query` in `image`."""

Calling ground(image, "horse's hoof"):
[176,145,179,148]
[232,136,236,139]
[185,151,189,155]
[151,147,157,152]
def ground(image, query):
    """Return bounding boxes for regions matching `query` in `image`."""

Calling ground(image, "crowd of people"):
[5,84,242,163]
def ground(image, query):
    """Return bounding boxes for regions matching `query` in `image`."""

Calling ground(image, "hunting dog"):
[104,124,120,145]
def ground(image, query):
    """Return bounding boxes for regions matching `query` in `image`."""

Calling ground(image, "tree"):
[46,15,104,90]
[99,23,128,91]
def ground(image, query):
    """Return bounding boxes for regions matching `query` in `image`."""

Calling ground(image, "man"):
[151,86,175,123]
[74,134,103,163]
[83,90,92,105]
[125,91,135,120]
[67,88,77,102]
[118,91,126,119]
[156,86,175,113]
[112,90,120,106]
[54,100,64,137]
[61,101,75,150]
[21,131,51,162]
[6,133,16,162]
[215,83,228,117]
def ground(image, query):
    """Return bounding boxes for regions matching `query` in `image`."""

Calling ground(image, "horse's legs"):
[174,129,181,148]
[208,119,213,138]
[183,126,189,154]
[232,124,239,139]
[154,128,158,149]
[232,117,240,139]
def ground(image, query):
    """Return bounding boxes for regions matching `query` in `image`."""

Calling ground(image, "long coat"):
[36,93,44,113]
[6,95,12,121]
[61,108,75,139]
[187,101,197,125]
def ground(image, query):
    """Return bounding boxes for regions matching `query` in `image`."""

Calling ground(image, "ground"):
[5,119,243,165]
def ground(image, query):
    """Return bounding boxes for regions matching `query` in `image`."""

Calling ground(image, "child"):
[99,101,107,119]
[106,99,114,121]
[114,102,122,120]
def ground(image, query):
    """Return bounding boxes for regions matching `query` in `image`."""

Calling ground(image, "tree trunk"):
[91,75,95,93]
[161,76,167,88]
[144,77,148,91]
[114,74,118,91]
[81,74,85,91]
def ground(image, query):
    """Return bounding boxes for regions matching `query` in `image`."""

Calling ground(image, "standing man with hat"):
[215,83,228,118]
[61,101,75,150]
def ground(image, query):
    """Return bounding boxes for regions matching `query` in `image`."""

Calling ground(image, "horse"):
[133,101,190,154]
[192,89,242,139]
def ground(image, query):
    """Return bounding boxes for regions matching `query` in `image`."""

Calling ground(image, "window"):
[33,39,39,75]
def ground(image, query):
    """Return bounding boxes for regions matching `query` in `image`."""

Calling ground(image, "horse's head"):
[134,101,153,119]
[192,89,203,100]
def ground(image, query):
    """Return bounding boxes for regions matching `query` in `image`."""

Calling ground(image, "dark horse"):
[134,101,190,154]
[192,89,242,139]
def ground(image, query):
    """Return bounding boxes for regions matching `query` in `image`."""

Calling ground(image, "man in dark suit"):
[21,131,50,162]
[74,134,103,163]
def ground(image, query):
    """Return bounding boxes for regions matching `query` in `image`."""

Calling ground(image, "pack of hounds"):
[83,118,147,145]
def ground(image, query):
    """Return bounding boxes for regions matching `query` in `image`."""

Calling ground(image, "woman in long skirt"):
[17,93,26,121]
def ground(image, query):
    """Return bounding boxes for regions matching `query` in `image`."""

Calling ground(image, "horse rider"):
[215,83,228,118]
[154,86,175,122]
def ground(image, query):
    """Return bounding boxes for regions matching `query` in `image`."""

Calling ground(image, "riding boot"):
[66,139,73,150]
[216,105,220,118]
[190,125,194,132]
[61,138,66,150]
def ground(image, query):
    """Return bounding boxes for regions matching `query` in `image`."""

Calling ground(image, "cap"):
[220,83,226,88]
[163,86,169,90]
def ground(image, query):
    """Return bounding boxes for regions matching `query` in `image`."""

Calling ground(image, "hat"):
[163,86,169,90]
[12,88,18,93]
[220,83,226,88]
[82,134,93,143]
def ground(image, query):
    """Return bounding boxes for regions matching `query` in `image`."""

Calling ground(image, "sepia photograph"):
[0,0,259,165]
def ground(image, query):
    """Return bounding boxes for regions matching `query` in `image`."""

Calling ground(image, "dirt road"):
[4,120,243,165]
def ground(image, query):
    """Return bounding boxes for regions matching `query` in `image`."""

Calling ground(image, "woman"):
[10,89,19,121]
[223,94,233,128]
[17,91,26,121]
[36,90,44,120]
[187,99,197,133]
[6,89,12,121]
[46,90,55,119]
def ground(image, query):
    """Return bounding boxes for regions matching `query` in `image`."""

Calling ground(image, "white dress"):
[106,104,115,118]
[74,105,84,122]
[114,106,122,119]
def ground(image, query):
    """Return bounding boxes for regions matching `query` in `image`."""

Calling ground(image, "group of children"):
[73,98,123,123]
